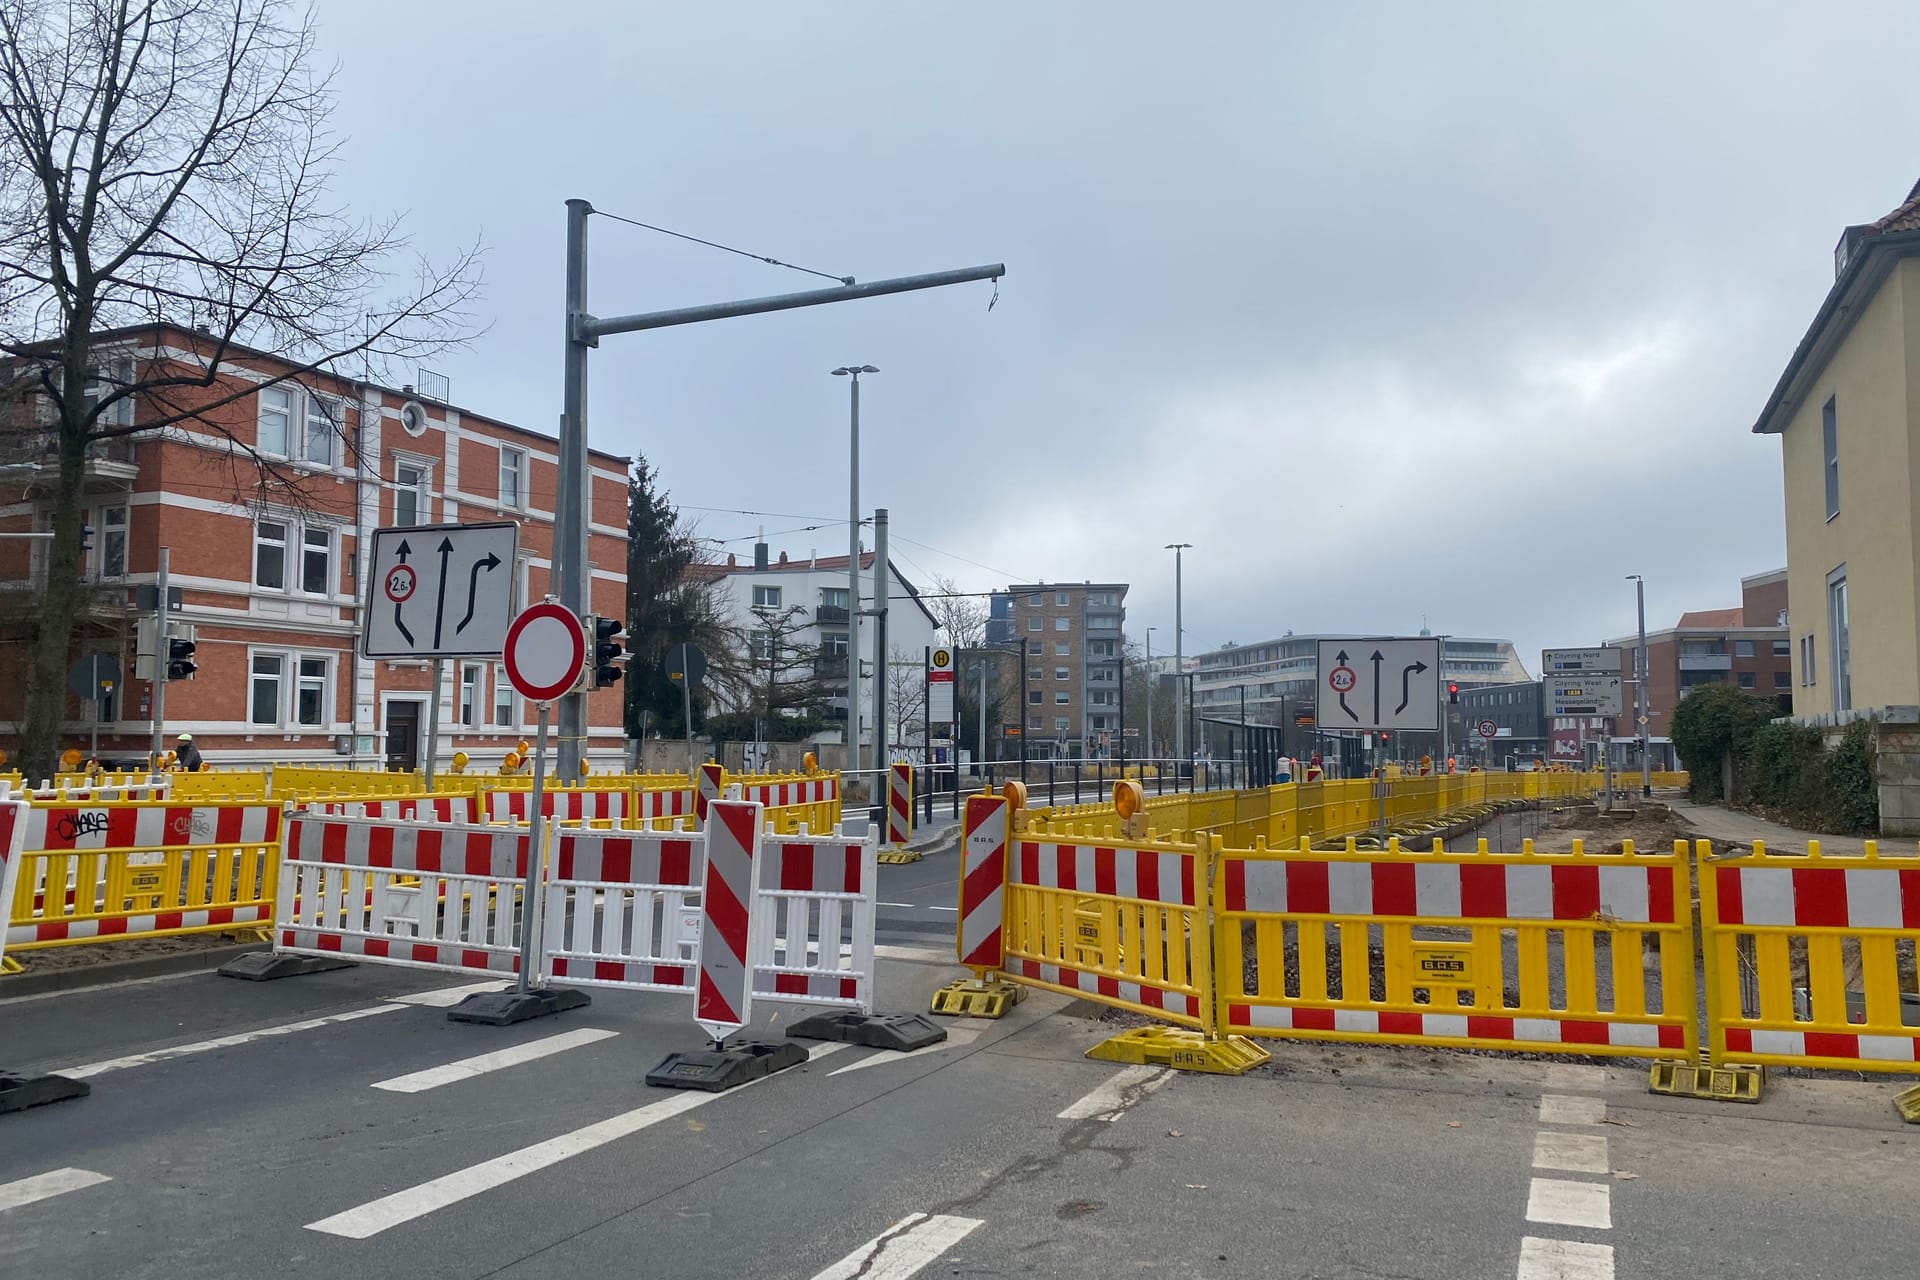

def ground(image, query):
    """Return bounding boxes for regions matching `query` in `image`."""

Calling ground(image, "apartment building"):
[706,547,937,749]
[1005,582,1128,758]
[0,324,630,769]
[1604,569,1792,741]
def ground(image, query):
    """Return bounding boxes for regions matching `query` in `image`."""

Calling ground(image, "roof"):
[1676,608,1744,629]
[1006,583,1130,596]
[1740,567,1788,588]
[1752,182,1920,434]
[711,552,876,575]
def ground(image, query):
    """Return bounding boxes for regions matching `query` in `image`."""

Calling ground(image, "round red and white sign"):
[384,563,416,603]
[1328,665,1357,694]
[1476,719,1499,739]
[503,602,585,703]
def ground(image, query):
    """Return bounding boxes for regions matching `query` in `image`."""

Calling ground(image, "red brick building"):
[0,325,630,770]
[1607,568,1792,744]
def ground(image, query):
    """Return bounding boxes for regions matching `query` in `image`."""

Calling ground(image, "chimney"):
[777,550,789,565]
[753,541,768,571]
[727,552,737,568]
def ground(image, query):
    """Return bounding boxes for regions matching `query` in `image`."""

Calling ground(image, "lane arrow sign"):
[1370,650,1385,724]
[431,536,455,648]
[455,552,503,635]
[392,539,415,645]
[1335,648,1358,722]
[1395,660,1429,714]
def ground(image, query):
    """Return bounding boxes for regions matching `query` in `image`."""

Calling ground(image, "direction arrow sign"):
[1315,637,1442,732]
[362,522,518,659]
[1543,647,1627,675]
[1547,675,1626,717]
[503,602,585,703]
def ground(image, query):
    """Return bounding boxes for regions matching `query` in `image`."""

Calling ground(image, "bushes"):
[1671,686,1879,833]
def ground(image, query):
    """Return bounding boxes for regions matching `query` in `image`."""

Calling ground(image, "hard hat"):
[177,733,193,742]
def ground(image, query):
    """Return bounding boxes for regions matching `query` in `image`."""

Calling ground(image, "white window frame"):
[250,653,284,726]
[1055,666,1070,680]
[1823,396,1840,521]
[492,666,516,728]
[749,631,772,662]
[1055,592,1070,607]
[1055,617,1070,632]
[498,446,526,510]
[1055,716,1071,732]
[460,662,482,727]
[258,386,292,458]
[295,655,330,728]
[821,587,850,609]
[301,525,333,596]
[304,392,340,466]
[1055,641,1070,656]
[99,503,128,579]
[1028,690,1042,705]
[250,648,337,729]
[393,460,430,527]
[254,519,289,590]
[752,584,782,608]
[1055,690,1071,705]
[1828,566,1850,710]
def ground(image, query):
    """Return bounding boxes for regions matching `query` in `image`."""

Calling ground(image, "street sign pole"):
[424,659,443,786]
[150,547,169,768]
[515,701,551,996]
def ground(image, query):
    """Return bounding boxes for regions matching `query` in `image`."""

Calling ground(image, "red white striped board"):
[542,827,704,994]
[309,796,475,824]
[1014,841,1199,906]
[0,799,30,969]
[273,812,533,977]
[21,803,278,853]
[1221,857,1674,923]
[887,763,912,847]
[694,799,762,1041]
[739,777,838,809]
[694,763,725,825]
[748,827,877,1012]
[957,796,1009,970]
[1227,1003,1687,1051]
[484,788,629,826]
[639,787,695,823]
[1713,862,1920,931]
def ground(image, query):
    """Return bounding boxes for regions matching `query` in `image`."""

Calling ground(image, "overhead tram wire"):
[590,209,854,286]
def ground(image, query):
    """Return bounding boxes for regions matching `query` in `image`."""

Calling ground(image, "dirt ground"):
[3,930,254,977]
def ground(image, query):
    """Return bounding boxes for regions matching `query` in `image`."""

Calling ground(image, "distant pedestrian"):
[174,733,204,772]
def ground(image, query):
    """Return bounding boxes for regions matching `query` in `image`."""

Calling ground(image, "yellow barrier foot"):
[877,849,924,865]
[930,978,1025,1018]
[1894,1083,1920,1123]
[1647,1058,1765,1103]
[1085,1027,1270,1076]
[0,955,23,976]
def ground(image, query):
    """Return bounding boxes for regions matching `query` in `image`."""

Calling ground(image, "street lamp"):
[1165,543,1191,772]
[1627,574,1650,797]
[1144,626,1157,761]
[832,365,877,779]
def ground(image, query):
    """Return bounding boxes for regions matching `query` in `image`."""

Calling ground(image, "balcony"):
[814,652,849,679]
[0,429,139,489]
[1678,653,1732,672]
[815,604,849,626]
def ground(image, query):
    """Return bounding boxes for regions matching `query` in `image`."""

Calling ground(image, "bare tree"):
[0,0,483,775]
[925,574,987,649]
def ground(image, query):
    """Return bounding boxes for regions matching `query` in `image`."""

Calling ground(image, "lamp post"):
[1165,543,1191,774]
[1144,626,1157,763]
[1627,574,1650,797]
[832,365,877,780]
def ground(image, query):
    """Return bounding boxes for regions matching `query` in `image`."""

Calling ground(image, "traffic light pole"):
[149,547,168,767]
[423,659,443,787]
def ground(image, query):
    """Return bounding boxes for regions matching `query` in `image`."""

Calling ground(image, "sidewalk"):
[1670,799,1885,856]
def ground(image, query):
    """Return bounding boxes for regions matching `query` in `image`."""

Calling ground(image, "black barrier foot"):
[446,986,591,1026]
[787,1011,948,1052]
[646,1040,809,1092]
[0,1071,89,1115]
[217,953,355,982]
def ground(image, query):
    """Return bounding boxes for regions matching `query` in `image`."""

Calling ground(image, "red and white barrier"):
[1222,858,1673,923]
[957,796,1009,970]
[273,812,532,976]
[748,826,877,1012]
[740,777,838,810]
[0,799,30,970]
[542,828,703,993]
[887,762,912,847]
[694,799,761,1040]
[21,803,276,853]
[694,763,725,825]
[485,788,628,826]
[309,796,474,823]
[639,787,695,823]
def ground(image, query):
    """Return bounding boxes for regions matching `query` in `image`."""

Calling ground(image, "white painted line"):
[0,1168,111,1213]
[810,1212,984,1280]
[877,903,959,912]
[306,1042,850,1239]
[387,980,512,1008]
[874,943,953,963]
[57,1003,405,1079]
[829,1028,981,1076]
[1517,1235,1615,1279]
[371,1028,620,1093]
[1056,1064,1174,1121]
[1545,1064,1608,1092]
[1538,1093,1606,1126]
[1526,1177,1612,1230]
[1532,1131,1609,1174]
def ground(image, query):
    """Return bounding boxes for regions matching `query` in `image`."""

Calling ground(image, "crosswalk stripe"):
[0,1169,111,1213]
[1057,1064,1173,1121]
[810,1212,984,1280]
[371,1028,619,1093]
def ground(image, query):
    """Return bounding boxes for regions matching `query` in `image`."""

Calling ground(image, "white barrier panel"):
[695,799,762,1041]
[542,828,703,993]
[0,799,29,970]
[486,789,628,826]
[749,826,878,1013]
[311,796,475,823]
[273,812,532,976]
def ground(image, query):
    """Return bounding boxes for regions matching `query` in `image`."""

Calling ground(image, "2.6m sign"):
[361,522,519,659]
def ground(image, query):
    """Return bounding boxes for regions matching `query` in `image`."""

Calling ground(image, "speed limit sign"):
[1476,719,1499,739]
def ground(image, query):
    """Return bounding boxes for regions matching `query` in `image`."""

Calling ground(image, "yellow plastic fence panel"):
[169,771,270,801]
[7,801,279,952]
[1215,838,1697,1059]
[1701,839,1920,1073]
[271,765,426,800]
[1000,827,1212,1031]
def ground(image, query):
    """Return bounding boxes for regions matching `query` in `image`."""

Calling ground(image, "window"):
[1773,638,1791,657]
[100,505,127,578]
[1056,641,1070,656]
[1774,670,1791,689]
[258,386,292,456]
[395,463,426,527]
[301,527,332,595]
[1823,397,1840,520]
[493,669,515,727]
[1056,592,1070,607]
[1055,691,1071,705]
[820,587,849,609]
[1026,593,1042,606]
[296,657,329,726]
[1802,635,1817,687]
[1027,666,1043,681]
[1028,690,1042,705]
[254,520,287,589]
[821,633,849,657]
[1029,714,1043,730]
[1028,617,1042,632]
[304,394,337,465]
[1737,671,1756,689]
[1055,717,1071,732]
[752,585,781,608]
[81,359,134,427]
[498,447,525,509]
[460,663,481,727]
[250,655,283,725]
[1091,691,1116,707]
[1055,666,1070,680]
[749,632,772,662]
[1735,639,1755,658]
[1055,617,1070,632]
[1828,567,1851,710]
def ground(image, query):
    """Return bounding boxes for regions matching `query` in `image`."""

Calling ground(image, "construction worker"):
[174,733,204,772]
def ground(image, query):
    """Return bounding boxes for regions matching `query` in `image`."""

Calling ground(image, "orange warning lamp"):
[1001,780,1027,811]
[502,750,522,771]
[1113,778,1144,820]
[60,748,81,771]
[802,751,818,774]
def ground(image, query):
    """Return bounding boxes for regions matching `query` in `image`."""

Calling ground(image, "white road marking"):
[874,943,953,963]
[371,1028,619,1093]
[1544,1064,1608,1092]
[387,980,511,1007]
[1526,1177,1612,1230]
[1532,1131,1609,1174]
[829,1028,982,1075]
[1538,1093,1606,1125]
[306,1042,850,1239]
[0,1168,111,1213]
[810,1212,985,1280]
[57,1003,405,1079]
[877,902,959,912]
[1517,1236,1615,1279]
[1056,1064,1174,1121]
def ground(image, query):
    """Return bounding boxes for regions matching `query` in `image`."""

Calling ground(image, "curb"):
[0,941,269,1001]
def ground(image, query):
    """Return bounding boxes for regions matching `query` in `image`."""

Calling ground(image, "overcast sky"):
[316,1,1920,671]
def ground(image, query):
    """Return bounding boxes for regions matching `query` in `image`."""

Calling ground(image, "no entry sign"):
[504,602,585,704]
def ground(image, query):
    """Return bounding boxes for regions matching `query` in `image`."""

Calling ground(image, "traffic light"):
[165,626,197,681]
[80,523,94,554]
[1448,682,1459,704]
[587,614,627,689]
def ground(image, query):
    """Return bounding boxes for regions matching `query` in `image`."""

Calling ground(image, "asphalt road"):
[5,940,1918,1280]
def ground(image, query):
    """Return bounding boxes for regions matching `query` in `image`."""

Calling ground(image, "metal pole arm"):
[583,265,1006,338]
